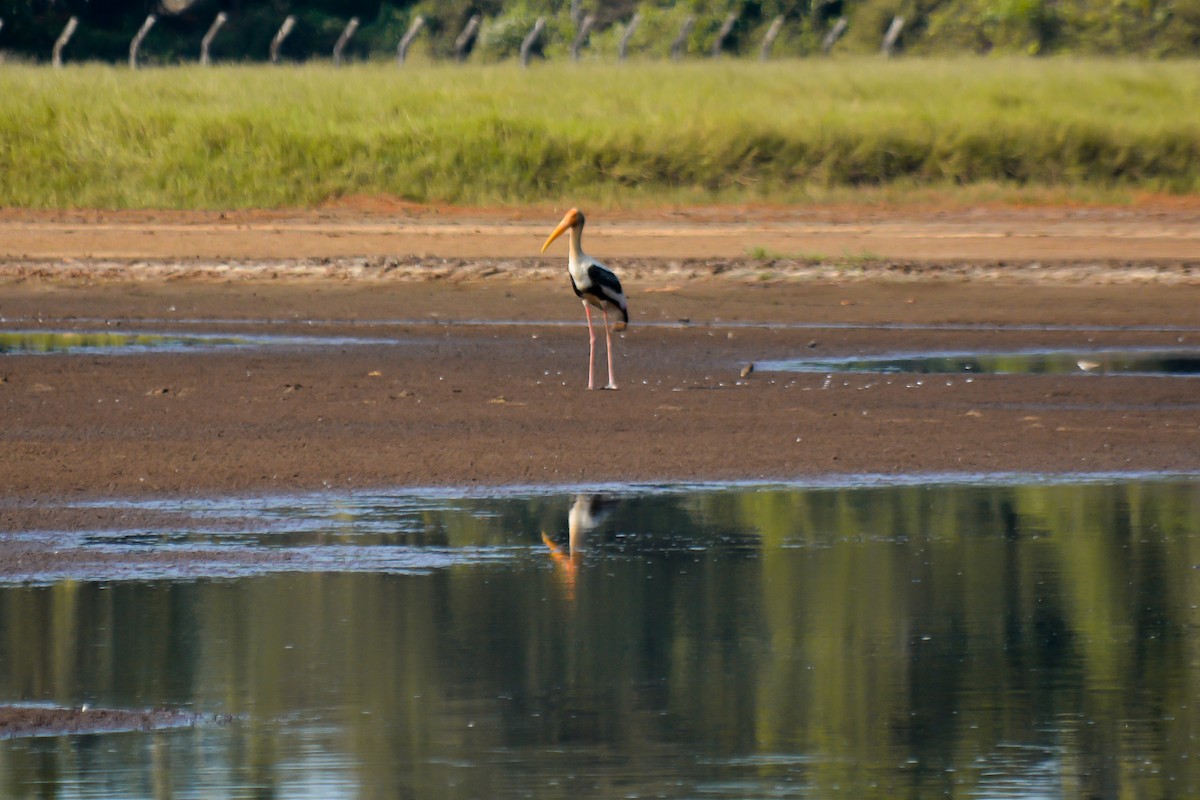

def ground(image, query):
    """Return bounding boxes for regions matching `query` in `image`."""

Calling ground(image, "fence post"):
[570,13,595,61]
[670,16,694,61]
[129,14,156,70]
[618,12,640,61]
[454,14,480,62]
[821,17,847,54]
[759,16,784,61]
[200,12,227,66]
[333,17,359,65]
[397,15,425,65]
[52,16,78,68]
[520,17,546,67]
[712,12,739,57]
[270,15,296,64]
[881,16,904,56]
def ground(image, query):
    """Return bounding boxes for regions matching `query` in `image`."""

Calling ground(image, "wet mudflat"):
[2,299,1198,501]
[1,209,1198,798]
[2,476,1199,798]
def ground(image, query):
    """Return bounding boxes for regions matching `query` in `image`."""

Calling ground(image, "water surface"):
[2,476,1199,799]
[760,348,1200,377]
[0,330,395,355]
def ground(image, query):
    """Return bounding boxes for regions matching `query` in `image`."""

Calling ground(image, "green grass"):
[1,58,1198,209]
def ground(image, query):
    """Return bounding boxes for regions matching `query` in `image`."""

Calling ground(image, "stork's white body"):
[564,234,628,323]
[541,209,628,390]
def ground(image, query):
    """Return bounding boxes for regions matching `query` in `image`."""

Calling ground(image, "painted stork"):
[541,208,629,390]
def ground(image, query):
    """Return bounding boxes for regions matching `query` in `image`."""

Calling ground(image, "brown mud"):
[2,206,1197,509]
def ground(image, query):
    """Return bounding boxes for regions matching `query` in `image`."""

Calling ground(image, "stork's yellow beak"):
[540,209,578,253]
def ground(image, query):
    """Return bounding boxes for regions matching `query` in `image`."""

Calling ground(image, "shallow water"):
[2,476,1199,799]
[0,330,256,354]
[0,330,396,355]
[760,348,1200,377]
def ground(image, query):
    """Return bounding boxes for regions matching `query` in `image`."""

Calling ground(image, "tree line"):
[0,0,1197,64]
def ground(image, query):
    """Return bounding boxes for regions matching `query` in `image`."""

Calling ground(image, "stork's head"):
[540,208,584,253]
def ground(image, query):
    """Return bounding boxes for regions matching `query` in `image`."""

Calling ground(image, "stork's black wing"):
[586,263,625,305]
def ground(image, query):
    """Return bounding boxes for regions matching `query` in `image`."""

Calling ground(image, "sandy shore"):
[3,203,1199,262]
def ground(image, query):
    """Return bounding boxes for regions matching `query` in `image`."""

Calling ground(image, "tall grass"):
[1,59,1197,209]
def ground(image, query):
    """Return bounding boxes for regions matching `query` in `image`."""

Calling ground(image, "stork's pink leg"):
[601,306,617,390]
[583,302,596,390]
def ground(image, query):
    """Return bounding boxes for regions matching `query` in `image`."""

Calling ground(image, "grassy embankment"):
[1,58,1198,209]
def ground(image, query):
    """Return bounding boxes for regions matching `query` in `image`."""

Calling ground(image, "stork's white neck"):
[567,225,585,269]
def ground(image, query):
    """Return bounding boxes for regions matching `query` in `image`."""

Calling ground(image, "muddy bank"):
[1,279,1197,512]
[0,206,1197,530]
[0,704,214,739]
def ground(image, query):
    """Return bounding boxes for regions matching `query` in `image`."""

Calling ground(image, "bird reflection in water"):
[541,494,619,600]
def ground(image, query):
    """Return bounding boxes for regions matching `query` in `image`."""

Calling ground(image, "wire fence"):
[0,11,902,68]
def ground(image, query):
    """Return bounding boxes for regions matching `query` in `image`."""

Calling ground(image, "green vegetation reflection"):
[0,331,253,354]
[761,349,1200,376]
[1,478,1198,799]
